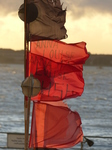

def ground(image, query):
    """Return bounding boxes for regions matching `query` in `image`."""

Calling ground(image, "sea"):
[0,64,112,150]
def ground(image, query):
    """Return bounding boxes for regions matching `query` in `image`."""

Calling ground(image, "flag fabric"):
[29,102,83,148]
[26,40,89,101]
[27,0,67,40]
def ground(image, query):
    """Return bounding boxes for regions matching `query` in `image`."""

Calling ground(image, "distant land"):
[0,48,112,66]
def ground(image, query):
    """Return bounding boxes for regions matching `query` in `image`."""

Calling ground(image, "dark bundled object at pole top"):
[18,0,67,40]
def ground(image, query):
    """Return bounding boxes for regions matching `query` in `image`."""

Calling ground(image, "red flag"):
[29,102,83,148]
[26,40,89,101]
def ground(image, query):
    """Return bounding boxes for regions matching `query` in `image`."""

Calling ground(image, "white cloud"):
[62,0,112,19]
[63,13,112,54]
[1,0,112,17]
[0,0,23,16]
[0,0,112,54]
[0,13,24,50]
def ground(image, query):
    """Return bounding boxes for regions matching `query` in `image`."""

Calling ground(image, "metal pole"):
[81,142,83,150]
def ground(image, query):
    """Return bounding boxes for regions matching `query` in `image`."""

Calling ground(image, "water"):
[0,64,112,150]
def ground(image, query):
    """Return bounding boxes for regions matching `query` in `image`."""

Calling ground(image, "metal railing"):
[0,132,112,150]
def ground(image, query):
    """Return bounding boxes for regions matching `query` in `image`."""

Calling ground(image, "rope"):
[0,133,112,149]
[0,132,112,139]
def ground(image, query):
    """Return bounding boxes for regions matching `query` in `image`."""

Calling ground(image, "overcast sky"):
[0,0,112,54]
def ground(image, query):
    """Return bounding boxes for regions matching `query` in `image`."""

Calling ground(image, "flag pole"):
[24,0,29,149]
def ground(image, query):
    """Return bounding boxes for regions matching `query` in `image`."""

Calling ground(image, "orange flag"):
[26,40,89,101]
[29,102,83,148]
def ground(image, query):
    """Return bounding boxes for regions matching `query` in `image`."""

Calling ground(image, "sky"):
[0,0,112,54]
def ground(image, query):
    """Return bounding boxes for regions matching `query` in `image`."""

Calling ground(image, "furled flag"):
[18,0,67,40]
[26,40,89,101]
[29,101,83,148]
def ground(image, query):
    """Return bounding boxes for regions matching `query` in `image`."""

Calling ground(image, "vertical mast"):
[24,0,29,149]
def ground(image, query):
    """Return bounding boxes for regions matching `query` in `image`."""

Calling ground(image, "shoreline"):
[0,49,112,66]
